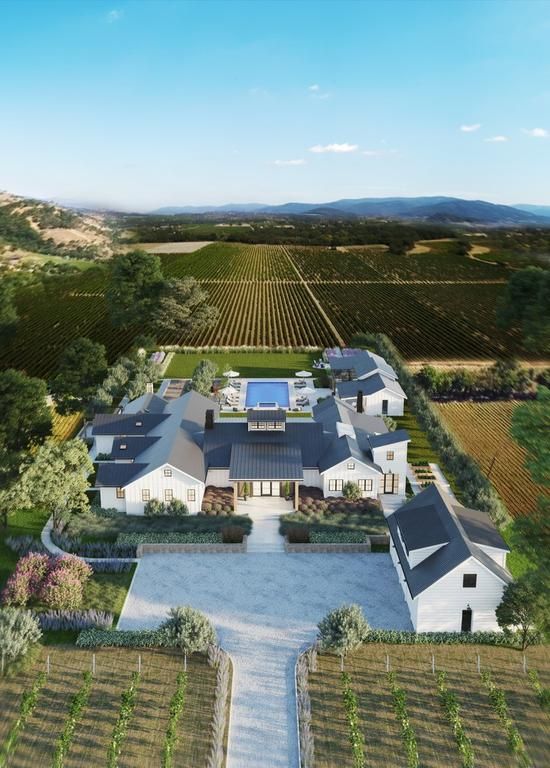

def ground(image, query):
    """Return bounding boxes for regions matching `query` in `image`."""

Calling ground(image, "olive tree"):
[317,604,369,659]
[0,608,42,668]
[161,606,217,667]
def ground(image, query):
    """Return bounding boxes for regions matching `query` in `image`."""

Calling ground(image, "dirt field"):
[138,241,213,254]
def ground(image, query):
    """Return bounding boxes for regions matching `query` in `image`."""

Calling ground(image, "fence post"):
[1,651,4,676]
[184,651,187,672]
[92,653,96,676]
[386,654,390,673]
[46,655,50,675]
[477,654,480,674]
[523,654,527,674]
[138,654,141,674]
[340,654,344,672]
[432,654,435,675]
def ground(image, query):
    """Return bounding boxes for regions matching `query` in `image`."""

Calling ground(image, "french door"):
[384,473,399,494]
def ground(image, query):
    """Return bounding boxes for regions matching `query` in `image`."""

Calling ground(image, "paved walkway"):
[241,497,289,553]
[119,551,411,767]
[429,462,458,500]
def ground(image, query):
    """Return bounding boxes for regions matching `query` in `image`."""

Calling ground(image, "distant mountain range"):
[150,196,550,225]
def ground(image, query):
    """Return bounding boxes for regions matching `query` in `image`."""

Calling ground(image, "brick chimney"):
[356,390,364,413]
[205,409,215,430]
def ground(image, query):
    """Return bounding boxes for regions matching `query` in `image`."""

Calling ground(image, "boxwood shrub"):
[77,628,171,648]
[116,532,222,546]
[362,629,528,647]
[310,531,366,544]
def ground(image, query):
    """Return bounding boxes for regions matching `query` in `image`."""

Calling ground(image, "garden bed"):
[281,488,387,538]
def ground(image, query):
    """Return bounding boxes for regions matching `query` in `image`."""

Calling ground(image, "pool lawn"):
[165,350,321,379]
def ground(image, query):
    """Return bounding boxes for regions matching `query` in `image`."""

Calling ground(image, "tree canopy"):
[49,336,108,415]
[186,359,218,397]
[510,386,550,485]
[497,267,550,354]
[160,606,217,656]
[496,575,550,650]
[317,604,370,656]
[152,277,219,335]
[106,250,165,328]
[0,280,19,342]
[0,369,52,482]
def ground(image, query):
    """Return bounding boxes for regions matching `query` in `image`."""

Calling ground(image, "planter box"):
[284,534,389,553]
[136,536,247,557]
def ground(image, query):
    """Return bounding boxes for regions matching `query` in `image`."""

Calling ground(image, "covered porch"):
[229,442,303,511]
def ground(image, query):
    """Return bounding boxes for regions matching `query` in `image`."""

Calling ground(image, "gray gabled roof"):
[318,434,382,474]
[92,412,169,436]
[95,462,148,487]
[387,485,512,598]
[368,429,410,449]
[229,442,303,480]
[123,393,168,414]
[336,374,406,400]
[110,436,160,460]
[454,504,510,551]
[327,349,398,380]
[312,396,387,435]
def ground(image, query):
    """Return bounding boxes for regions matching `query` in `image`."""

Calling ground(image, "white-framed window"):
[347,461,355,470]
[187,488,196,502]
[116,487,125,499]
[142,489,150,501]
[135,420,143,427]
[120,443,127,451]
[386,451,395,461]
[358,479,373,492]
[164,489,173,501]
[463,574,477,588]
[164,468,172,477]
[328,479,343,492]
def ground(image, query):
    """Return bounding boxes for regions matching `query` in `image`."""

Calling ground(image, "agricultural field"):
[0,240,546,378]
[436,401,549,518]
[309,643,550,768]
[51,408,83,442]
[165,350,320,379]
[0,647,220,767]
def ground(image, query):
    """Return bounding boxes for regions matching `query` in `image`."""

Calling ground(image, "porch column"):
[294,482,299,511]
[233,484,238,512]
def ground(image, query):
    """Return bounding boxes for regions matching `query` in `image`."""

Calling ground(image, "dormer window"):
[120,443,127,450]
[347,462,355,470]
[135,420,143,427]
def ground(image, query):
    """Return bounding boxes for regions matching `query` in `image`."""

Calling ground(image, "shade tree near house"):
[496,575,550,650]
[49,336,108,415]
[151,276,219,336]
[185,359,218,397]
[93,351,162,412]
[317,604,370,658]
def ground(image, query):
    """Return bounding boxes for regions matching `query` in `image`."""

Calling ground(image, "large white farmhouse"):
[91,390,409,514]
[387,484,512,632]
[326,348,407,416]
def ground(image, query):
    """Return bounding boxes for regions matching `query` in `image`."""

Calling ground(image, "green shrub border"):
[116,532,221,546]
[363,629,526,647]
[77,629,170,648]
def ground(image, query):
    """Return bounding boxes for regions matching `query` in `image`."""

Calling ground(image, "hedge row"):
[116,532,222,546]
[310,531,366,544]
[371,333,510,527]
[77,629,171,648]
[362,629,530,647]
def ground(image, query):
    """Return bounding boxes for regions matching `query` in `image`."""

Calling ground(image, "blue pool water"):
[245,381,290,408]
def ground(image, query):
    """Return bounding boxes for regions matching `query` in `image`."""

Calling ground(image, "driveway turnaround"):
[119,551,411,768]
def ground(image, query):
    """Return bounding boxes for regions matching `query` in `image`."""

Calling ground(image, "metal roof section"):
[95,462,148,487]
[247,408,286,423]
[326,349,398,381]
[454,504,510,551]
[312,396,388,435]
[387,485,512,598]
[92,412,169,436]
[122,393,168,414]
[367,429,410,449]
[110,436,161,460]
[229,442,303,480]
[335,373,407,400]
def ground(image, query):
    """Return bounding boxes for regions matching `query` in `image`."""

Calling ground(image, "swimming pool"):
[245,381,290,408]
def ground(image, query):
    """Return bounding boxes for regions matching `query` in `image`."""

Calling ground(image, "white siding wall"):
[124,464,204,515]
[477,545,508,569]
[303,469,322,489]
[415,557,508,632]
[371,442,408,496]
[321,459,381,499]
[94,436,114,455]
[341,389,404,416]
[408,543,446,568]
[99,487,126,512]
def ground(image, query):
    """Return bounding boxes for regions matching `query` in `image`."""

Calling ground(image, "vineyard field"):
[0,241,545,378]
[436,401,549,517]
[0,647,220,767]
[310,643,550,768]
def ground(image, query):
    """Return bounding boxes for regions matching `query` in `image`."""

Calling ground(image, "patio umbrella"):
[295,370,312,378]
[223,370,240,378]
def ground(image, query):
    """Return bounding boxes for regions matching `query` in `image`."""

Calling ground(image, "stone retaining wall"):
[284,534,389,554]
[136,536,247,557]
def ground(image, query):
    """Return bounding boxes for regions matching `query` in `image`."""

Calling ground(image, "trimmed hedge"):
[77,629,170,648]
[362,629,530,647]
[116,532,221,546]
[310,531,366,544]
[51,531,136,559]
[369,333,510,527]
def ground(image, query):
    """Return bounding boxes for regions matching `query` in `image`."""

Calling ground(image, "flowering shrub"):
[36,609,113,631]
[41,568,84,610]
[2,553,92,611]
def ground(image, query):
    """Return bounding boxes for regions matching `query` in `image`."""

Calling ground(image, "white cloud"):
[309,143,358,154]
[308,83,330,99]
[460,123,481,132]
[308,84,320,92]
[484,135,508,143]
[523,127,548,138]
[273,159,305,166]
[106,9,123,22]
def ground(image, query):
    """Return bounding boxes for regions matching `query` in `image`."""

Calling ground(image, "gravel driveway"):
[119,551,411,768]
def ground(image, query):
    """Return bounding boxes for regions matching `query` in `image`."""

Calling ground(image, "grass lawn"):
[0,507,50,590]
[0,647,220,767]
[83,567,136,624]
[280,506,387,537]
[165,349,321,379]
[309,643,550,768]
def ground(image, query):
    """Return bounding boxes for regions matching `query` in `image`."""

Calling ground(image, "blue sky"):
[1,0,549,210]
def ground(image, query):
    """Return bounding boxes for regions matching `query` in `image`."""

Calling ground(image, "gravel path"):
[119,550,411,767]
